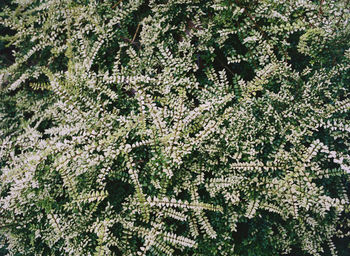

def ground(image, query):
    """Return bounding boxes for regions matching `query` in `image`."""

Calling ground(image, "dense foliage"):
[1,0,350,255]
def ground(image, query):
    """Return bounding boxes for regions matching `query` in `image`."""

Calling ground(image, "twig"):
[318,0,324,18]
[112,0,123,9]
[0,223,17,229]
[217,58,236,77]
[132,24,141,43]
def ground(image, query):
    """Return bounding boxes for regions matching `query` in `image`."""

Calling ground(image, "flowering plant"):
[0,0,349,255]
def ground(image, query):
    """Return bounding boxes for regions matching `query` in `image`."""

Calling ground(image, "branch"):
[132,24,141,43]
[0,223,17,229]
[234,0,289,61]
[112,0,123,9]
[318,0,324,17]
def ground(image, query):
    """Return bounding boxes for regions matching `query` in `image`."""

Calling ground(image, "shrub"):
[0,0,350,255]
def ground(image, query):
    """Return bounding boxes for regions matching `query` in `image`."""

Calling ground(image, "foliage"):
[1,0,350,255]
